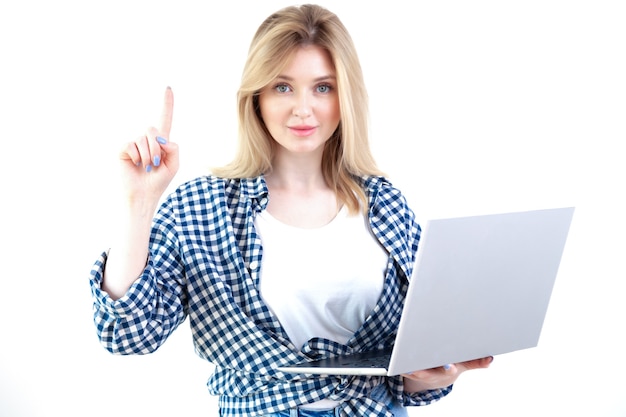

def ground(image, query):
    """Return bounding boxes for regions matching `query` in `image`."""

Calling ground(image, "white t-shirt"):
[255,206,389,351]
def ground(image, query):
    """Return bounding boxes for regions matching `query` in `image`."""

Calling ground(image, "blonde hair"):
[213,4,383,213]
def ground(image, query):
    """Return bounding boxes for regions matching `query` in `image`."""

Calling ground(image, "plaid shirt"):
[90,175,451,416]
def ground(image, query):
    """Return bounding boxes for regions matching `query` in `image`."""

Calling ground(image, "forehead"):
[278,45,336,79]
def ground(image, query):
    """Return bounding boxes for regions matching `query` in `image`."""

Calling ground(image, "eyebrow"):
[275,75,337,82]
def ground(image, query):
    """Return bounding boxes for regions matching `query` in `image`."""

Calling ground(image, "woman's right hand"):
[102,87,179,299]
[119,87,179,204]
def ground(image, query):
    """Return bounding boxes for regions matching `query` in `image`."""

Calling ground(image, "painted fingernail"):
[153,155,161,166]
[146,164,152,172]
[156,136,167,144]
[443,364,451,371]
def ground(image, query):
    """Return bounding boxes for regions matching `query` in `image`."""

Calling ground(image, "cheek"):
[258,96,270,124]
[259,98,286,127]
[326,100,341,125]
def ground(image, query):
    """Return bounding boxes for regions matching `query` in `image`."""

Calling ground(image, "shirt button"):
[249,261,259,270]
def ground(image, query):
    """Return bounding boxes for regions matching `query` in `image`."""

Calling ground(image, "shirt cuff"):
[89,250,156,318]
[402,385,453,406]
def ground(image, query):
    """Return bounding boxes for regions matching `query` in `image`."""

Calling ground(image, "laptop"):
[277,206,575,376]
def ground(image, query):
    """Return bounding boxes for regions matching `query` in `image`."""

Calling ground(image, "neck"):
[263,148,342,228]
[266,149,327,192]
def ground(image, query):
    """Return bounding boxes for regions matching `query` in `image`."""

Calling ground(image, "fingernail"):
[156,136,167,144]
[153,155,160,166]
[146,164,152,172]
[443,364,451,371]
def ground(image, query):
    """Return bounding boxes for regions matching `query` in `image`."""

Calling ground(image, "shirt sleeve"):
[386,376,453,407]
[89,200,188,355]
[401,386,453,406]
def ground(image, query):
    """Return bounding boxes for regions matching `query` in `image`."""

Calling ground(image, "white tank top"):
[255,206,389,351]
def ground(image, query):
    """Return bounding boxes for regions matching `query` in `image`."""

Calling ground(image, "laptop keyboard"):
[341,352,391,368]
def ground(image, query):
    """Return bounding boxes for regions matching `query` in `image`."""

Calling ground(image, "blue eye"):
[275,84,291,93]
[317,84,333,93]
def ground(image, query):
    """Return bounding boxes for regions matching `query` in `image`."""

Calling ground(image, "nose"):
[292,92,312,118]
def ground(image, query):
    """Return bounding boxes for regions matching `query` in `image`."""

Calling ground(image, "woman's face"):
[258,45,340,158]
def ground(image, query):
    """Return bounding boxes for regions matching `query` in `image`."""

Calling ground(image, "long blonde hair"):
[213,4,384,213]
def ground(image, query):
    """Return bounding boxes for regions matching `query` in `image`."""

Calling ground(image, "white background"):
[1,0,625,416]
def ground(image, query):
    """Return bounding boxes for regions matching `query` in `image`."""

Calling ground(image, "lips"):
[288,125,317,137]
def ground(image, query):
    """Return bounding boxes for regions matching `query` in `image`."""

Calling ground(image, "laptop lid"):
[387,206,574,375]
[278,207,574,376]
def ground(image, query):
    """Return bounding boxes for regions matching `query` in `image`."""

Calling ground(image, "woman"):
[90,4,492,416]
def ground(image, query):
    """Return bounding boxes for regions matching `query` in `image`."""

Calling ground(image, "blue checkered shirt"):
[90,175,452,416]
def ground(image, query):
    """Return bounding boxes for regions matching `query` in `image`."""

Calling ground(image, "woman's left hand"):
[402,356,494,393]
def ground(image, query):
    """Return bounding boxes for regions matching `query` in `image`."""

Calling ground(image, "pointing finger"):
[160,86,174,139]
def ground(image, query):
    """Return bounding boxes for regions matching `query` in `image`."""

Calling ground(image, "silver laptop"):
[278,207,575,376]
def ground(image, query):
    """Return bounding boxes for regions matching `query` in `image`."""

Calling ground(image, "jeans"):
[263,384,409,416]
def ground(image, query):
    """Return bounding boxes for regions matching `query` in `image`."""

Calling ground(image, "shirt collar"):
[239,174,391,214]
[238,175,269,213]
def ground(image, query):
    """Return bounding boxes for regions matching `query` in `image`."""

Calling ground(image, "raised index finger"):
[160,86,174,138]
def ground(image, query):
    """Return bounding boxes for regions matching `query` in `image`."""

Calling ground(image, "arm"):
[90,198,188,354]
[403,356,494,393]
[89,88,186,354]
[101,198,159,299]
[102,87,179,300]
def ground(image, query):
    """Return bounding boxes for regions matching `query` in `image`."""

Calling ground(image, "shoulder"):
[360,175,412,212]
[163,175,268,214]
[170,175,265,199]
[361,174,418,235]
[361,176,420,277]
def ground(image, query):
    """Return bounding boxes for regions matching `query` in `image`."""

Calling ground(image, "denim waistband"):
[288,408,340,417]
